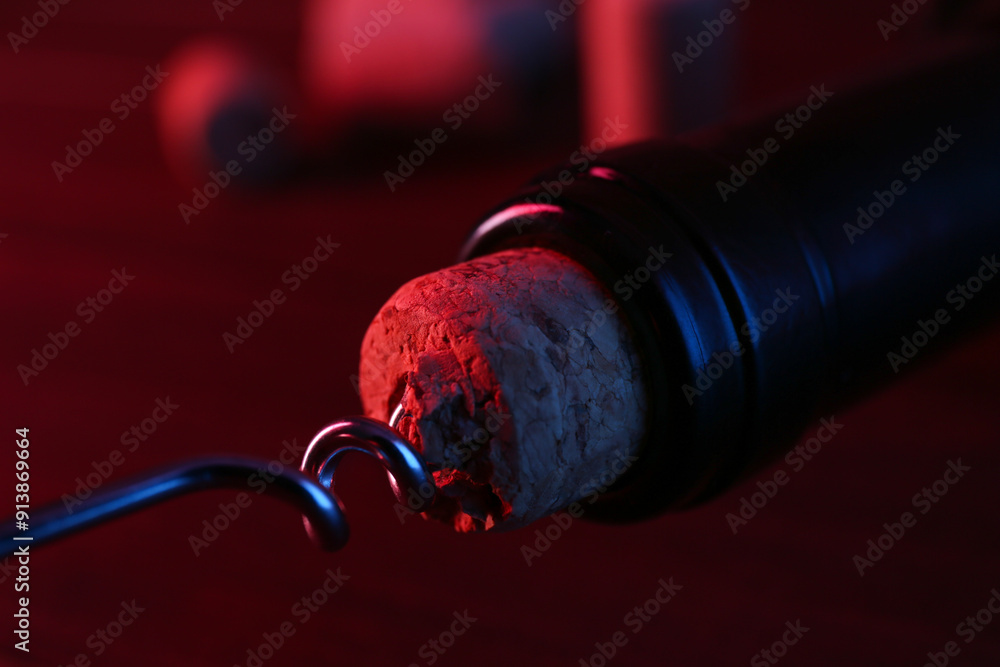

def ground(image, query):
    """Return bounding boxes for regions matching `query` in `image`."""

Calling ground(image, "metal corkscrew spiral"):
[0,415,435,558]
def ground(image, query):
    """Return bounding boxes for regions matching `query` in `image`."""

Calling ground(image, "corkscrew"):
[0,411,434,559]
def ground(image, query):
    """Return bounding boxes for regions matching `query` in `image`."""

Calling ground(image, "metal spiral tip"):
[299,415,436,550]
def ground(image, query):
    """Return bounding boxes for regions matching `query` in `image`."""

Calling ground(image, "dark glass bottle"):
[459,40,1000,521]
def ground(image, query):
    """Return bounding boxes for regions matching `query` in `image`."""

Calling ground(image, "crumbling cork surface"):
[359,248,646,532]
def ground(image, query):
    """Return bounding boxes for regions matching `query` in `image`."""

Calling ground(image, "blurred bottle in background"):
[155,0,741,187]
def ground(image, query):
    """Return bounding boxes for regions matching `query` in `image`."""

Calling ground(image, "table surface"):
[2,1,999,665]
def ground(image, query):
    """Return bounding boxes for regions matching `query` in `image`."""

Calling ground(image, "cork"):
[359,248,647,532]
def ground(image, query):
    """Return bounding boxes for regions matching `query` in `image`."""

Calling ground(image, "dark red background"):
[2,1,999,665]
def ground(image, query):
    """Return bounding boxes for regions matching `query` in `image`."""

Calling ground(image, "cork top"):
[359,248,647,531]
